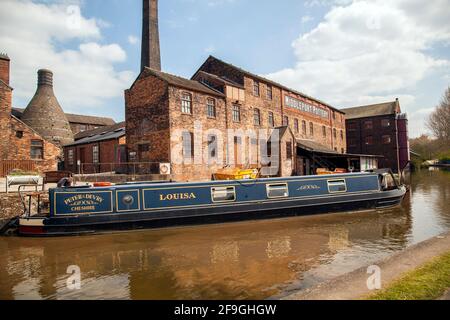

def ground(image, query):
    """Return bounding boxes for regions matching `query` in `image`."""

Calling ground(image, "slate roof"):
[12,107,116,126]
[142,67,225,97]
[194,56,344,114]
[74,121,126,140]
[297,139,338,154]
[64,122,126,147]
[341,101,399,120]
[195,71,245,89]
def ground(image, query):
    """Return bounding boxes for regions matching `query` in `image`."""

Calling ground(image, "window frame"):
[181,92,193,114]
[30,140,44,160]
[182,131,194,159]
[268,112,275,128]
[382,135,392,145]
[327,179,348,194]
[266,183,289,199]
[253,80,260,97]
[253,108,261,126]
[211,186,236,203]
[266,85,273,100]
[206,98,216,118]
[309,122,314,136]
[232,104,241,123]
[92,144,100,164]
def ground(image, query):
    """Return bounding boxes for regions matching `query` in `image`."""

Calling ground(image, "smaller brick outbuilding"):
[63,122,126,174]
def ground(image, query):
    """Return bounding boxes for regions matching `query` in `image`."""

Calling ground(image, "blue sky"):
[1,0,449,137]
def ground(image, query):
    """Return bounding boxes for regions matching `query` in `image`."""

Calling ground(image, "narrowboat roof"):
[58,172,379,191]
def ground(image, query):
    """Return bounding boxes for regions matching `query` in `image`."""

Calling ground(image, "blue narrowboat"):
[16,170,407,237]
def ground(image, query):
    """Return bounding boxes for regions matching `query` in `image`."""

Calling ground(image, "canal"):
[0,170,448,300]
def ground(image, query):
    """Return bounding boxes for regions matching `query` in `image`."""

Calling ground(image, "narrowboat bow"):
[16,170,407,237]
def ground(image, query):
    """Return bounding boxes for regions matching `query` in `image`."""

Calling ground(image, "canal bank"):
[280,231,450,300]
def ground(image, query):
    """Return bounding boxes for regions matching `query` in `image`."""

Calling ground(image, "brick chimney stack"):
[141,0,161,72]
[0,53,10,86]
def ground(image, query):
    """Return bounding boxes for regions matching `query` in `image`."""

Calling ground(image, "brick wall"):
[0,57,10,86]
[6,117,60,173]
[64,138,124,174]
[126,74,171,163]
[346,115,399,172]
[169,86,227,181]
[0,83,12,160]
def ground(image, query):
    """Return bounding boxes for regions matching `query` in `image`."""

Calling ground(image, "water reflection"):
[0,171,448,300]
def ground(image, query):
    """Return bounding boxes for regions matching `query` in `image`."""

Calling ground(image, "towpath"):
[282,231,450,300]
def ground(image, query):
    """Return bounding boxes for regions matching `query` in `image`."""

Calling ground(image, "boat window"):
[328,180,347,193]
[211,187,236,202]
[267,183,289,198]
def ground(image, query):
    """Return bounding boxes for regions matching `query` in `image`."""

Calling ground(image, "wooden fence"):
[0,160,36,177]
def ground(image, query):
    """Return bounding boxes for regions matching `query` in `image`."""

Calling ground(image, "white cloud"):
[128,35,139,45]
[0,0,134,114]
[267,0,450,137]
[301,16,314,24]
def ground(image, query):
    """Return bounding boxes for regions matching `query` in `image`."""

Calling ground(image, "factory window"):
[30,140,43,160]
[79,124,87,132]
[332,111,336,120]
[92,145,99,164]
[382,119,392,127]
[347,122,357,131]
[207,98,216,118]
[365,136,374,145]
[268,112,275,128]
[181,92,192,114]
[294,119,299,133]
[68,149,74,166]
[253,80,260,97]
[363,120,373,130]
[333,128,337,139]
[208,134,217,160]
[309,122,314,136]
[266,86,273,100]
[232,104,241,122]
[382,135,392,144]
[322,126,326,138]
[283,116,289,126]
[340,130,344,140]
[302,120,307,135]
[254,108,261,126]
[182,131,194,159]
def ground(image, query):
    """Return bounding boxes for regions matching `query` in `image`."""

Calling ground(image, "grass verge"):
[368,251,450,300]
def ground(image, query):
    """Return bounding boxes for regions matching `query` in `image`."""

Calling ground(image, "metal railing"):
[0,160,37,177]
[76,162,163,177]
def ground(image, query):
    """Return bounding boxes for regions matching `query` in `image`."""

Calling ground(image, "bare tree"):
[427,87,450,141]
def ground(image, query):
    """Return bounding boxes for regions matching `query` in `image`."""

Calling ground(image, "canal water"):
[0,170,448,300]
